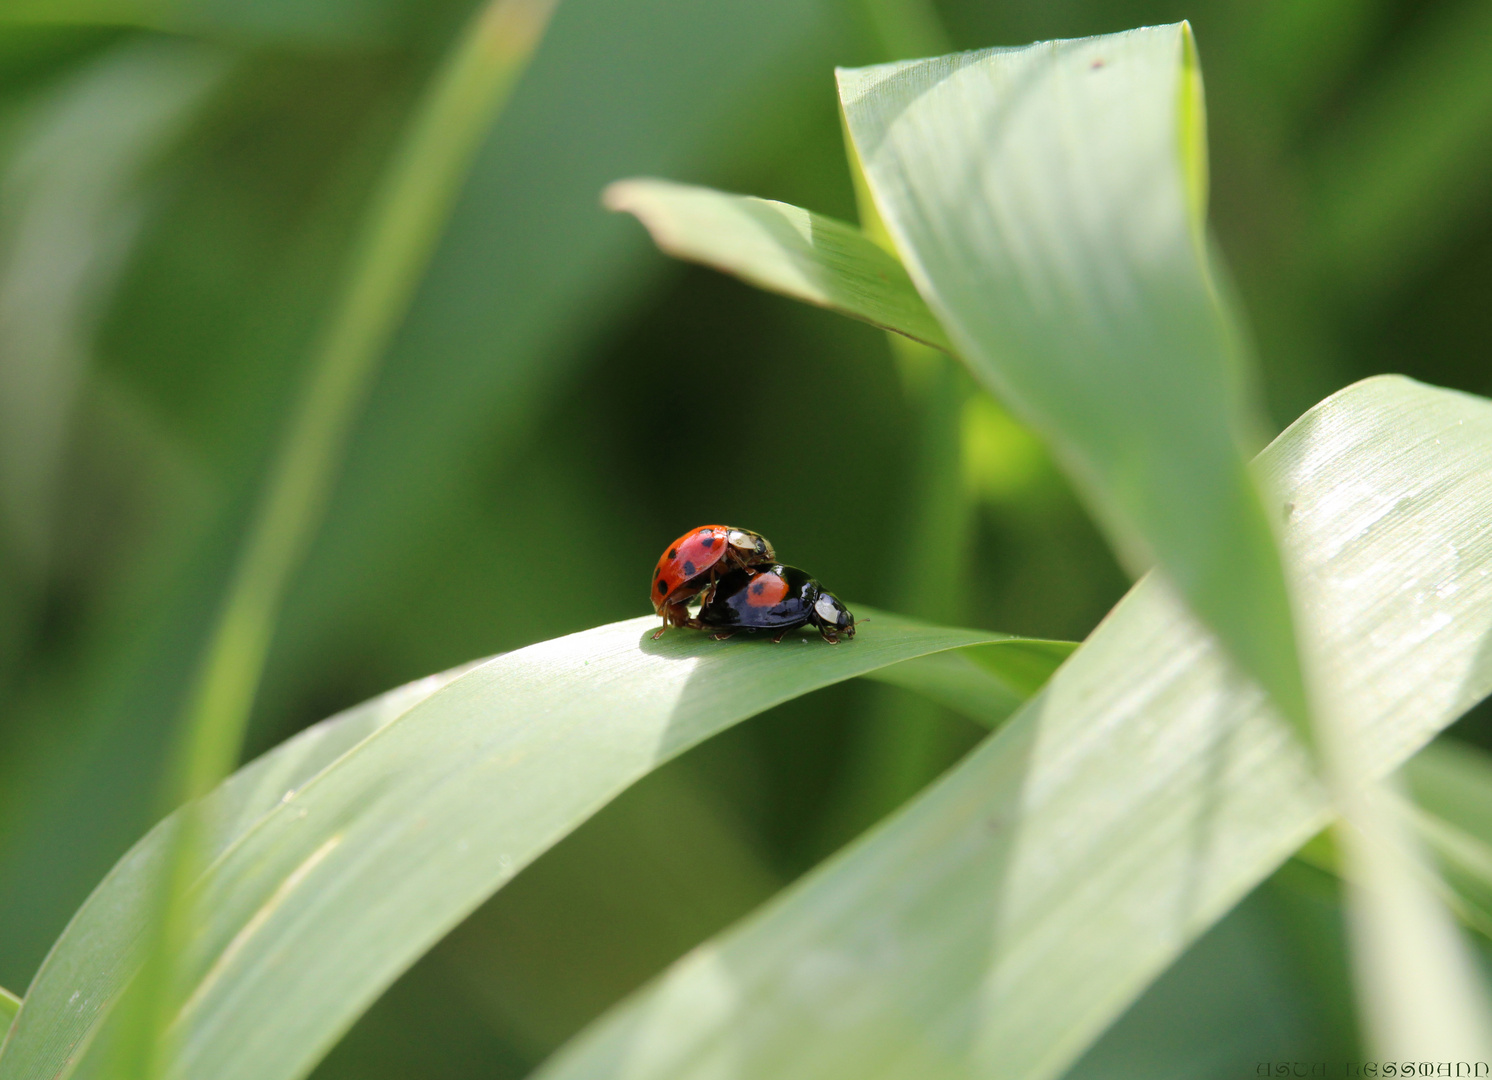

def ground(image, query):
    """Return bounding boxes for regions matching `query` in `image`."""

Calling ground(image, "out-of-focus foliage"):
[0,0,1488,1077]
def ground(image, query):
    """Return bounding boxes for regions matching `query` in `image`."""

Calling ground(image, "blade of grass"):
[625,27,1488,1054]
[534,374,1492,1080]
[114,3,561,1077]
[0,988,17,1032]
[603,179,951,352]
[0,613,1047,1080]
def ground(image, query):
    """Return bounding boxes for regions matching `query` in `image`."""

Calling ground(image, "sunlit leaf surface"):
[535,375,1492,1080]
[839,24,1309,733]
[0,614,1054,1080]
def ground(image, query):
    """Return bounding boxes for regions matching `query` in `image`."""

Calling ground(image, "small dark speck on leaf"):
[1090,58,1105,70]
[1283,502,1295,521]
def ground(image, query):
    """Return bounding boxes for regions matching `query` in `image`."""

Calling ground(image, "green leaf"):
[863,640,1075,727]
[1406,742,1492,937]
[604,179,952,352]
[0,662,476,1077]
[838,25,1309,734]
[534,375,1492,1080]
[0,0,842,996]
[0,613,1052,1080]
[0,987,17,1032]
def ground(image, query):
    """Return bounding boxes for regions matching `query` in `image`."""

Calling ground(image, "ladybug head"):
[811,590,855,638]
[726,528,774,562]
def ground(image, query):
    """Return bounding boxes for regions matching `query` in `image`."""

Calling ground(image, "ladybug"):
[697,564,855,644]
[651,525,775,638]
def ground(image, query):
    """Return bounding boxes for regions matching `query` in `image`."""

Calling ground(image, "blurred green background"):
[0,0,1488,1076]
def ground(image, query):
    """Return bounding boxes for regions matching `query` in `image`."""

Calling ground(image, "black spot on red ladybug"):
[667,548,677,560]
[683,560,696,577]
[657,580,668,593]
[701,535,717,549]
[751,582,765,596]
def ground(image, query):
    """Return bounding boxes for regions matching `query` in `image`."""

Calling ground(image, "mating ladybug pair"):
[650,525,856,644]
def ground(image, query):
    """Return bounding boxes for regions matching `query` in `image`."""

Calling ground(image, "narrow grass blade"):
[604,179,951,352]
[535,375,1492,1080]
[839,25,1309,737]
[0,989,17,1033]
[0,613,1052,1080]
[116,3,561,1077]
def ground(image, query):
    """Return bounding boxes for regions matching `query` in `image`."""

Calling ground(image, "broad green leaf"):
[535,375,1492,1080]
[604,179,951,352]
[835,25,1491,1049]
[0,0,841,994]
[0,613,1057,1080]
[838,25,1309,734]
[0,662,474,1074]
[0,988,17,1032]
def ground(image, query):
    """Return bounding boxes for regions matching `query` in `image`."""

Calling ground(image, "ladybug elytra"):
[651,525,775,638]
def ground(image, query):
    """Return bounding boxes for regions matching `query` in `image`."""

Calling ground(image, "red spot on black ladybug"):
[683,560,696,577]
[667,548,677,560]
[657,580,668,593]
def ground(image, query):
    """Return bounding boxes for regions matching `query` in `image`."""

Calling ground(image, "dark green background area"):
[0,0,1486,1076]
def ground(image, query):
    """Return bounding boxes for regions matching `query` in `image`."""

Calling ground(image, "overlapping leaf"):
[536,375,1492,1080]
[0,614,1051,1080]
[836,25,1307,734]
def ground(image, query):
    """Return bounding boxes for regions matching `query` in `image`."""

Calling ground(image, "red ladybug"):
[697,564,855,644]
[651,525,775,638]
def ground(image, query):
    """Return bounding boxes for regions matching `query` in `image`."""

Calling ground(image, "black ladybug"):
[697,564,855,644]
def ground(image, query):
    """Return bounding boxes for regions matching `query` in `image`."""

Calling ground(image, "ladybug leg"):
[710,630,736,641]
[771,627,791,644]
[820,629,840,644]
[654,601,696,638]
